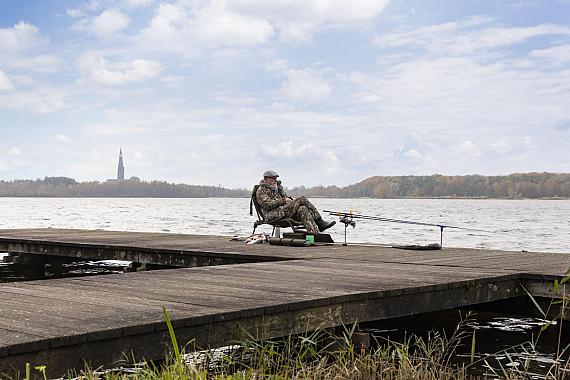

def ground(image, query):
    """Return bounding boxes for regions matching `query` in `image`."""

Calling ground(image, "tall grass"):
[65,310,568,380]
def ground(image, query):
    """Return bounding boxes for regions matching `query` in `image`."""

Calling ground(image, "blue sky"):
[0,0,569,188]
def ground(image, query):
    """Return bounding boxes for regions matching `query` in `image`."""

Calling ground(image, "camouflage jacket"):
[256,180,288,222]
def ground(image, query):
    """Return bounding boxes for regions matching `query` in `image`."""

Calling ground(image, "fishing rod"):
[323,210,498,247]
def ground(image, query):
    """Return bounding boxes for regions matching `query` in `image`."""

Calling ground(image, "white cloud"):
[404,148,422,158]
[0,22,42,53]
[230,0,390,42]
[160,75,185,88]
[123,0,154,8]
[0,88,66,113]
[531,44,570,65]
[92,10,130,37]
[67,8,86,18]
[81,106,205,136]
[139,3,186,45]
[490,136,533,154]
[457,140,482,159]
[0,70,14,90]
[55,134,71,143]
[373,18,570,56]
[9,54,63,73]
[214,94,258,106]
[139,2,273,51]
[264,58,289,72]
[192,1,274,46]
[73,9,130,38]
[350,54,570,134]
[8,147,21,156]
[281,69,332,101]
[138,0,388,51]
[76,52,162,85]
[0,159,8,171]
[259,140,316,158]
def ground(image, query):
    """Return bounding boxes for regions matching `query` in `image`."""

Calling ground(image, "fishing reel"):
[339,215,356,228]
[335,212,356,245]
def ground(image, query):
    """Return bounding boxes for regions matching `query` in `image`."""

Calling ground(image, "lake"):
[0,197,568,252]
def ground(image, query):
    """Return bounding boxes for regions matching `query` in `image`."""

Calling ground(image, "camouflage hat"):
[263,170,279,178]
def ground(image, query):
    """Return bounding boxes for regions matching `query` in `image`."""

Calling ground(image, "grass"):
[56,309,569,380]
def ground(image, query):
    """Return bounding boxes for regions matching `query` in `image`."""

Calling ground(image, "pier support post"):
[16,253,47,279]
[352,332,371,350]
[125,262,141,272]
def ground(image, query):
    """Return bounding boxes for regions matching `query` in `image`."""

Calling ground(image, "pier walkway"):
[0,228,568,377]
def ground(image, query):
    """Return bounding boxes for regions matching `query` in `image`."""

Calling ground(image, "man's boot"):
[316,218,336,232]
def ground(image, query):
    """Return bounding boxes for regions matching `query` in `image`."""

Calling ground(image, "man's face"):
[265,176,278,185]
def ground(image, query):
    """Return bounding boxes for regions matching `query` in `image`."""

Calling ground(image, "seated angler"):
[256,170,336,234]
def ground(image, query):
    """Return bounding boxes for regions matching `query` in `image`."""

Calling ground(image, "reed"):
[71,310,554,380]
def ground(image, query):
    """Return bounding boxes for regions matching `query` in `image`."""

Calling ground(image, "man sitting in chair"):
[256,170,336,234]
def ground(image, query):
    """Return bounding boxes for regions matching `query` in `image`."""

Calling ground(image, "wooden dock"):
[0,228,568,377]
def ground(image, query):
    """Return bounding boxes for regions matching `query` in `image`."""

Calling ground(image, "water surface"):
[0,197,568,252]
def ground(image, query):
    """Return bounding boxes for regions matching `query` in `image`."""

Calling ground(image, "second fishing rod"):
[323,210,499,247]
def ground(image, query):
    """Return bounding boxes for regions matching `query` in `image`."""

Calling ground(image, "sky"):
[0,0,569,188]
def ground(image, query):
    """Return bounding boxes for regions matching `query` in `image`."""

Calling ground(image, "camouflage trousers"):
[282,196,322,234]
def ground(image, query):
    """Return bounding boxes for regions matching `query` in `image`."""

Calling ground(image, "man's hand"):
[284,197,292,204]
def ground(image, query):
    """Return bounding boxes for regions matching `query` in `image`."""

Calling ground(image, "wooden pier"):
[0,228,568,377]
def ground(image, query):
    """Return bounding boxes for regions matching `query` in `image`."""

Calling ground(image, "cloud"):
[139,2,273,51]
[214,94,258,106]
[281,69,332,101]
[0,70,14,90]
[531,44,570,65]
[137,0,389,52]
[404,148,422,158]
[0,22,59,73]
[229,0,390,42]
[81,106,205,135]
[93,9,130,37]
[258,140,316,158]
[8,54,63,73]
[456,140,482,159]
[508,1,540,7]
[73,9,130,38]
[0,88,66,113]
[8,147,21,156]
[55,134,71,143]
[264,58,289,72]
[373,18,570,56]
[256,140,339,175]
[123,0,154,8]
[67,8,86,18]
[76,52,162,85]
[0,22,42,53]
[192,1,274,46]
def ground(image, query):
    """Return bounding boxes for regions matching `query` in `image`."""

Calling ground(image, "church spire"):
[117,149,125,180]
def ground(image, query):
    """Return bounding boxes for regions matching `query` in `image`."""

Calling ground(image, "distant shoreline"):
[0,195,568,200]
[1,173,569,199]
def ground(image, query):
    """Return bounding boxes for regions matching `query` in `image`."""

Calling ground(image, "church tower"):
[117,149,125,180]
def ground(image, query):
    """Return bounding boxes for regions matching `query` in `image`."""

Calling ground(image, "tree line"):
[0,173,568,199]
[0,177,249,198]
[288,173,570,199]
